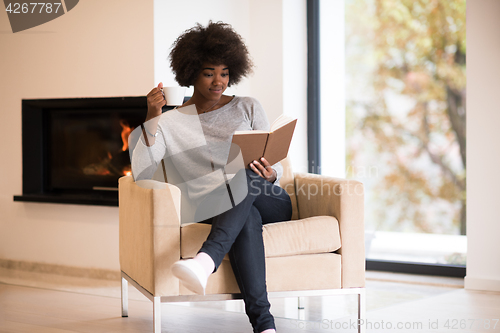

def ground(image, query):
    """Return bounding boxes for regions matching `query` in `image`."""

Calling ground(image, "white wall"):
[154,0,308,169]
[320,0,345,177]
[465,0,500,292]
[0,0,154,270]
[283,0,308,173]
[250,0,308,171]
[153,0,251,96]
[247,0,284,123]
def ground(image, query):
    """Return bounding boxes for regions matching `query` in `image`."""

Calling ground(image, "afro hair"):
[169,21,253,87]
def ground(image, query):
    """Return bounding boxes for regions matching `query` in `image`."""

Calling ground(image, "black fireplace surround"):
[13,96,169,206]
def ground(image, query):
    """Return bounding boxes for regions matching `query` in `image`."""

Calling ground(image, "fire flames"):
[120,120,133,152]
[83,119,134,177]
[120,120,134,176]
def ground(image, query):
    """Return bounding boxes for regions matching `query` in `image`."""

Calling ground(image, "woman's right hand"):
[146,82,166,121]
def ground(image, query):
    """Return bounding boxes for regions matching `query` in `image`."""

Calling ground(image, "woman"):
[132,21,292,333]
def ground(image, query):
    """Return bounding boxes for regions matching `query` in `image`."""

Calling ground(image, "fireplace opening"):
[49,108,141,191]
[14,97,155,206]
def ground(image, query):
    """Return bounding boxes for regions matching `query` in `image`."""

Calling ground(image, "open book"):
[227,114,297,167]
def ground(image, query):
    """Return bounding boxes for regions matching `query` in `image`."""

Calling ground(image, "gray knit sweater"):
[131,96,283,205]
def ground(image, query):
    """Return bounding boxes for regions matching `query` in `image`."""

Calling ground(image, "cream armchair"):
[119,158,366,333]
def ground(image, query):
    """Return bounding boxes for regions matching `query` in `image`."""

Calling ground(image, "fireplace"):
[13,97,174,206]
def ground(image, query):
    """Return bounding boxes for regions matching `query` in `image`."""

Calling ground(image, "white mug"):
[162,86,186,106]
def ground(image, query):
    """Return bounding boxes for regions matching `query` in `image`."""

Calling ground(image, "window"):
[316,0,466,269]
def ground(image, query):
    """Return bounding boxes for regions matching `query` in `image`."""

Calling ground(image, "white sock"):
[193,252,215,278]
[260,329,276,333]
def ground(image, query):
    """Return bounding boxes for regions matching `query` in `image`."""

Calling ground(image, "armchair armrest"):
[294,173,365,288]
[119,176,182,296]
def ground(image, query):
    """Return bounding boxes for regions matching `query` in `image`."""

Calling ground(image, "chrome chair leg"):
[121,276,128,317]
[153,296,161,333]
[298,296,305,309]
[358,289,366,333]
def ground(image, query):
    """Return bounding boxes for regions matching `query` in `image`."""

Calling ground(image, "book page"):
[234,130,267,135]
[270,114,294,132]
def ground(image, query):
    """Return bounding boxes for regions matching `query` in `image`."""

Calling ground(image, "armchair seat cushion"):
[180,216,341,259]
[184,252,342,295]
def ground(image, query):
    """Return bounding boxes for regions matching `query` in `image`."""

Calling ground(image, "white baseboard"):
[464,276,500,292]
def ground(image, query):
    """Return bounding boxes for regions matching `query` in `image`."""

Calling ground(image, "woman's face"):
[193,64,229,101]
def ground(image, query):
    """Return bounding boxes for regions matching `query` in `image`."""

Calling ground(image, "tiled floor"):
[0,267,498,332]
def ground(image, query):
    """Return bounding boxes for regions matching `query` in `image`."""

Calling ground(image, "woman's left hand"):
[250,157,277,183]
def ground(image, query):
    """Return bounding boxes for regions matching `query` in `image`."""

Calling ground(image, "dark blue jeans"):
[197,168,292,333]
